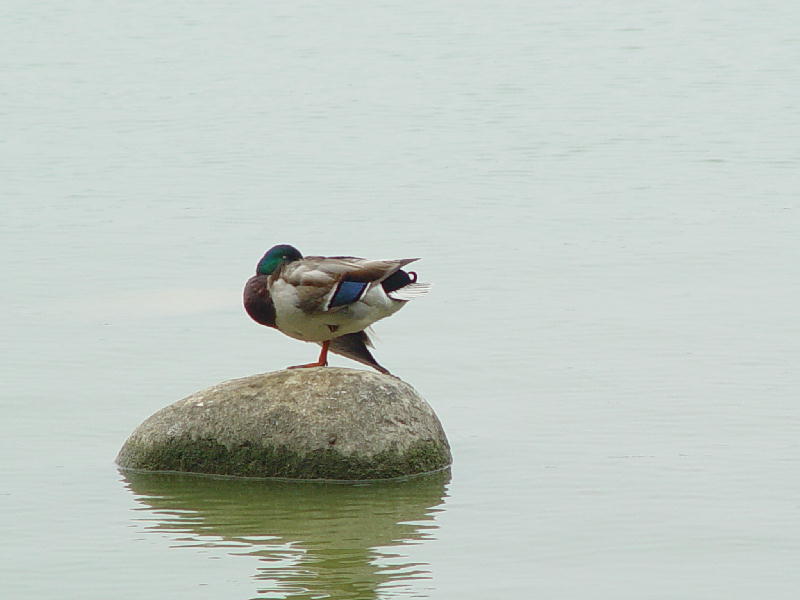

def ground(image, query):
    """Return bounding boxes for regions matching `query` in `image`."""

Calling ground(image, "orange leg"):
[288,340,330,370]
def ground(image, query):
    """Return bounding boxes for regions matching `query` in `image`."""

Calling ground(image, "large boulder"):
[116,368,451,480]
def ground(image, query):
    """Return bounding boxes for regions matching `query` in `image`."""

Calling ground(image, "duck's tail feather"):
[326,330,391,375]
[388,282,432,301]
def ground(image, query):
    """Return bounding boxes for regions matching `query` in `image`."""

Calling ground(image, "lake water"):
[2,1,799,598]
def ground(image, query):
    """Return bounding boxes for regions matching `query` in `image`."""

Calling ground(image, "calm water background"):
[2,1,799,598]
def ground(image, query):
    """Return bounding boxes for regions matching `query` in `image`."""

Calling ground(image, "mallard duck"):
[243,244,430,374]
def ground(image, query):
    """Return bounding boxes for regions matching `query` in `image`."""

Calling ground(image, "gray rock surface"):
[116,368,451,480]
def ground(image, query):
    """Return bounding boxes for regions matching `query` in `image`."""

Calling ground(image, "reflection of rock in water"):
[122,469,450,599]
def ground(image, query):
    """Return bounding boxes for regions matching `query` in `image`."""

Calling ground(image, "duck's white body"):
[270,285,401,343]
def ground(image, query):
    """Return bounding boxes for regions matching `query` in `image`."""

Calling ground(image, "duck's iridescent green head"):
[256,244,303,275]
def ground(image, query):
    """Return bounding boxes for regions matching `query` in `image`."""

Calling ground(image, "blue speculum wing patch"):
[330,280,369,308]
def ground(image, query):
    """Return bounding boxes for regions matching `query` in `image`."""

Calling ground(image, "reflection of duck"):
[243,244,431,374]
[122,469,449,599]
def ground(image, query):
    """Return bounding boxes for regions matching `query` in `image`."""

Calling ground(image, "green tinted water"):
[124,470,449,599]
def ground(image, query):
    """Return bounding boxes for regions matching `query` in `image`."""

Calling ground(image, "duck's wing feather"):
[329,280,370,308]
[320,256,419,283]
[281,257,420,314]
[295,256,418,283]
[325,330,390,375]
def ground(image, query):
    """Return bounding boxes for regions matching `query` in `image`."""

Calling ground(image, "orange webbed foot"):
[287,340,330,371]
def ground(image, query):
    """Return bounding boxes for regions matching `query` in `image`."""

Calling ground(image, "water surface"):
[2,1,800,598]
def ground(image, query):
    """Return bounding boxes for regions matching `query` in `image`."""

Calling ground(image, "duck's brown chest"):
[243,276,277,327]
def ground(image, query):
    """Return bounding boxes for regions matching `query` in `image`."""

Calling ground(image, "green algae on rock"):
[116,368,451,480]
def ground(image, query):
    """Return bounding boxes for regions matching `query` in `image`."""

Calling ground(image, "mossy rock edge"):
[116,367,451,480]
